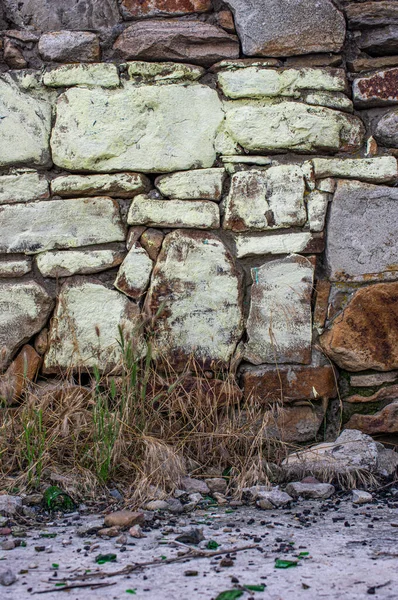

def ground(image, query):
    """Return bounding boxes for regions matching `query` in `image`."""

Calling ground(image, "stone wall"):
[1,0,398,444]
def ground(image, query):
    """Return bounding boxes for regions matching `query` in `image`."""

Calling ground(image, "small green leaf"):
[215,591,244,600]
[207,540,220,550]
[274,558,298,569]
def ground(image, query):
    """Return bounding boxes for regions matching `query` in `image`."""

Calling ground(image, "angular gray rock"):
[285,482,335,500]
[358,26,398,57]
[181,477,210,495]
[113,20,239,65]
[374,109,398,147]
[0,569,17,586]
[0,281,53,370]
[345,1,398,28]
[0,171,49,205]
[38,31,100,62]
[352,490,373,505]
[51,173,150,198]
[127,196,220,229]
[225,0,346,57]
[0,495,22,515]
[326,180,398,281]
[256,489,293,508]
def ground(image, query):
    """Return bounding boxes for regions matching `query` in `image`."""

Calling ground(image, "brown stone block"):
[121,0,211,18]
[346,401,398,434]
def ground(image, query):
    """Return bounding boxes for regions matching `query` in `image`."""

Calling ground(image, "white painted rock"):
[0,257,31,278]
[43,63,119,88]
[155,168,226,200]
[127,195,220,229]
[51,173,150,198]
[0,76,52,168]
[36,249,125,278]
[244,254,314,364]
[145,230,243,370]
[44,280,145,373]
[285,482,335,499]
[0,197,125,254]
[312,156,397,183]
[51,83,223,173]
[307,191,329,232]
[0,281,53,370]
[114,244,153,300]
[223,166,307,231]
[0,171,49,205]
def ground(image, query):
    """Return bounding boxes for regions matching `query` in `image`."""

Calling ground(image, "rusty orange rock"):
[0,345,41,403]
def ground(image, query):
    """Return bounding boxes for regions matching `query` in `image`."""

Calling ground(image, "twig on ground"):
[32,581,116,594]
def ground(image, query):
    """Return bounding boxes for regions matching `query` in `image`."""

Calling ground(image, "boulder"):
[255,489,292,507]
[205,478,227,494]
[145,230,243,371]
[0,281,53,370]
[120,0,211,18]
[113,20,239,66]
[36,249,125,278]
[374,109,398,147]
[325,181,398,282]
[352,490,373,505]
[38,31,100,63]
[225,0,346,57]
[114,244,153,300]
[244,255,314,365]
[104,511,144,529]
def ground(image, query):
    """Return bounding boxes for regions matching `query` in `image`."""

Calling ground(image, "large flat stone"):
[44,280,144,373]
[0,171,49,204]
[326,180,398,282]
[43,64,119,88]
[235,232,323,259]
[51,173,150,198]
[345,2,398,28]
[51,83,223,173]
[155,168,225,200]
[312,157,397,183]
[320,282,398,372]
[113,20,239,66]
[36,249,125,278]
[0,281,53,370]
[353,68,398,107]
[223,165,307,232]
[224,100,364,153]
[0,257,32,278]
[218,67,347,99]
[144,230,243,371]
[120,0,211,18]
[244,255,314,365]
[114,245,153,300]
[374,109,398,147]
[0,76,52,168]
[127,196,220,229]
[0,197,125,255]
[126,61,205,83]
[225,0,346,57]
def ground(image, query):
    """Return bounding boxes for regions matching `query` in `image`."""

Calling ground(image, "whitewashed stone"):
[44,280,144,373]
[43,64,119,88]
[307,191,329,232]
[235,232,316,259]
[126,61,205,83]
[0,76,52,167]
[127,195,219,229]
[316,178,336,193]
[0,257,31,278]
[51,173,150,198]
[223,165,306,232]
[155,169,225,200]
[312,157,398,183]
[303,92,353,112]
[36,249,125,278]
[0,171,49,205]
[221,155,272,166]
[114,244,153,300]
[145,230,243,370]
[51,83,223,173]
[0,281,53,370]
[218,67,346,99]
[244,254,314,364]
[224,100,364,153]
[0,197,125,255]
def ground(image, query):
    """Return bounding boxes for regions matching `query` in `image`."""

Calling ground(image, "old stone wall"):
[1,0,398,444]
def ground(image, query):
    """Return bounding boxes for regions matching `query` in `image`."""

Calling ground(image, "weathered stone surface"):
[3,0,120,31]
[235,232,323,259]
[104,510,144,528]
[301,91,353,112]
[353,68,398,107]
[127,227,147,250]
[43,64,119,88]
[347,402,398,435]
[120,0,211,18]
[156,169,225,200]
[181,477,210,495]
[51,84,223,173]
[358,26,398,56]
[313,279,331,332]
[51,173,150,198]
[350,372,398,388]
[223,166,306,232]
[224,101,364,153]
[320,283,398,372]
[36,249,125,278]
[284,54,343,68]
[242,360,336,404]
[374,109,398,147]
[285,482,335,499]
[4,38,27,69]
[0,198,125,255]
[344,384,398,405]
[38,31,100,63]
[244,255,314,365]
[0,171,49,205]
[44,280,144,373]
[145,230,243,370]
[349,55,398,73]
[128,196,219,229]
[307,191,329,232]
[113,20,239,66]
[265,403,326,443]
[152,374,242,410]
[114,244,153,300]
[126,61,205,83]
[0,257,31,278]
[0,76,52,168]
[312,157,397,183]
[140,229,164,262]
[216,9,235,33]
[346,2,398,28]
[0,281,53,370]
[326,180,398,282]
[351,490,373,505]
[0,345,40,403]
[218,67,347,99]
[256,489,292,508]
[225,0,346,57]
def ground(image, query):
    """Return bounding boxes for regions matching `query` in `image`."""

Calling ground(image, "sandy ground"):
[1,496,398,600]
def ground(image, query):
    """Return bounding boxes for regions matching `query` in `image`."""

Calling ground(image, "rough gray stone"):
[114,244,153,300]
[51,173,150,198]
[225,0,346,57]
[0,257,32,278]
[358,25,398,57]
[374,109,398,147]
[326,180,398,282]
[0,171,49,205]
[285,482,335,500]
[0,495,22,516]
[181,477,210,495]
[38,31,100,63]
[256,489,293,508]
[43,64,120,88]
[352,490,373,505]
[205,478,228,494]
[127,196,220,229]
[36,249,125,278]
[0,569,17,586]
[155,168,226,200]
[346,2,398,29]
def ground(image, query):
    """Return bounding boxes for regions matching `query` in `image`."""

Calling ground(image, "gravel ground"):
[1,496,398,600]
